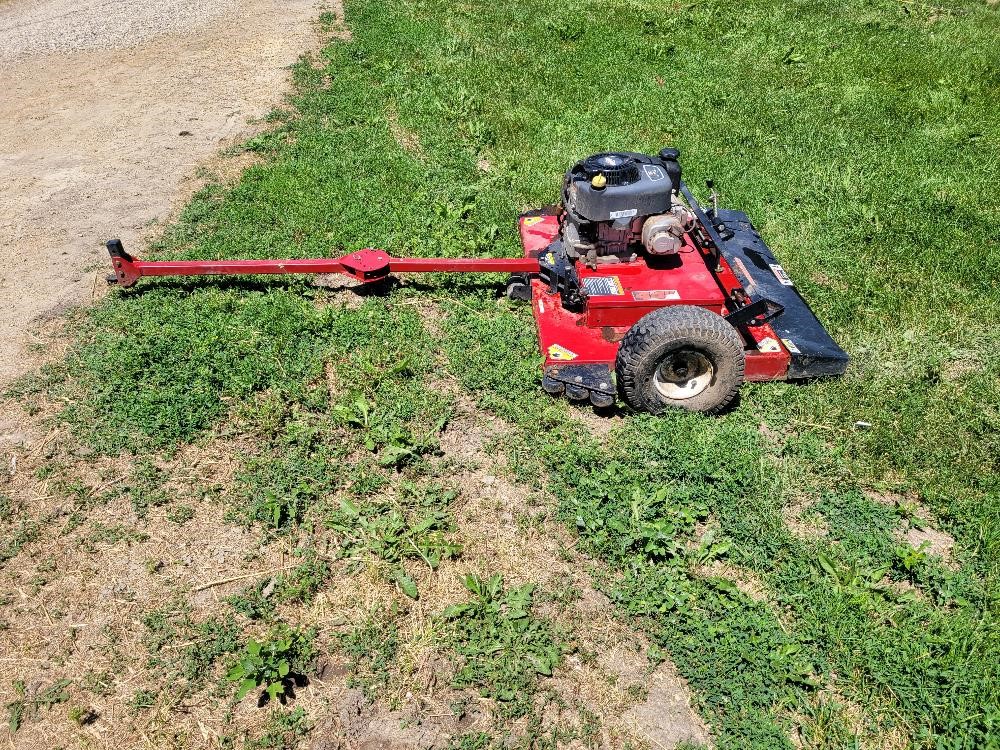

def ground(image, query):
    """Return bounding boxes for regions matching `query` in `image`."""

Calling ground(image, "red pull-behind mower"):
[106,148,848,415]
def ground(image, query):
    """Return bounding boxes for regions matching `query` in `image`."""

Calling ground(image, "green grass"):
[6,679,71,734]
[12,0,1000,746]
[142,605,242,687]
[226,625,316,704]
[326,482,461,598]
[440,574,564,717]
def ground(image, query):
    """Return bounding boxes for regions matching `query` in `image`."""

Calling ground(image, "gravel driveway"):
[0,0,325,384]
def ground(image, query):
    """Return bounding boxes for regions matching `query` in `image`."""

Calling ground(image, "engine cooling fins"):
[579,152,641,186]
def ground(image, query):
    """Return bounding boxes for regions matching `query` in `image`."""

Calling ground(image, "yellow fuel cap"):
[591,173,607,189]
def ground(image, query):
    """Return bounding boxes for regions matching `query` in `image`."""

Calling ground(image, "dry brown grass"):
[789,687,908,750]
[0,408,291,748]
[782,498,829,541]
[386,105,424,160]
[690,561,770,604]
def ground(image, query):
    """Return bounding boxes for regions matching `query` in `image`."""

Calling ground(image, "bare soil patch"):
[903,526,957,568]
[625,661,712,749]
[863,490,958,567]
[782,498,828,540]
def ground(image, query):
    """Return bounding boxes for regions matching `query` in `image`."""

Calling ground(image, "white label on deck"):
[769,263,794,286]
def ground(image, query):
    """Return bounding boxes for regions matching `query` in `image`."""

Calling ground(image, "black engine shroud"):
[562,149,681,223]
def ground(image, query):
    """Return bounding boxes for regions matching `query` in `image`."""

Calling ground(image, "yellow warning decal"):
[547,344,578,361]
[523,216,545,227]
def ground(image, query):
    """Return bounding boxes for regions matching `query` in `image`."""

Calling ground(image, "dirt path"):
[0,0,325,386]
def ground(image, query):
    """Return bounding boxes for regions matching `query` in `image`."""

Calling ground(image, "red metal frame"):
[516,215,790,381]
[107,242,538,288]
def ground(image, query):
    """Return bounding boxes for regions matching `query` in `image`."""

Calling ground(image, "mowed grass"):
[6,0,1000,747]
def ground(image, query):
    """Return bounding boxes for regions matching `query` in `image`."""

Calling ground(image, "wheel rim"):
[653,349,714,400]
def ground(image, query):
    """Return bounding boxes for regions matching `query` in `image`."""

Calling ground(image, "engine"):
[560,149,694,266]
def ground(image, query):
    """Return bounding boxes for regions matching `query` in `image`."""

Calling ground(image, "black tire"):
[616,305,745,415]
[505,273,532,302]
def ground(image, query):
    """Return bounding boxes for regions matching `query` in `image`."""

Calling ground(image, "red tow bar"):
[106,240,539,289]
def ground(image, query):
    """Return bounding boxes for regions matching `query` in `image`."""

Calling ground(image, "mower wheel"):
[616,305,745,415]
[505,273,533,302]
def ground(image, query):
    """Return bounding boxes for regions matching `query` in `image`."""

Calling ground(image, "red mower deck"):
[519,213,792,385]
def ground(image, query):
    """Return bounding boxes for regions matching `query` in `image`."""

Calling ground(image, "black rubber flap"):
[544,364,616,394]
[714,209,849,378]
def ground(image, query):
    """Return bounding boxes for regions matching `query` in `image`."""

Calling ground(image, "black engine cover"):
[564,152,675,223]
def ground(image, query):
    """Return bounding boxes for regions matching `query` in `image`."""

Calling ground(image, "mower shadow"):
[584,402,626,419]
[717,390,742,416]
[117,275,315,296]
[116,274,508,299]
[388,277,511,296]
[570,392,742,420]
[317,276,511,301]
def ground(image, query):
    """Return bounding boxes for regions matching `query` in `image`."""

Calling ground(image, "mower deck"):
[517,212,840,405]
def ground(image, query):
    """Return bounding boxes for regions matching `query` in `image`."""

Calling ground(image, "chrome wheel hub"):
[653,350,714,400]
